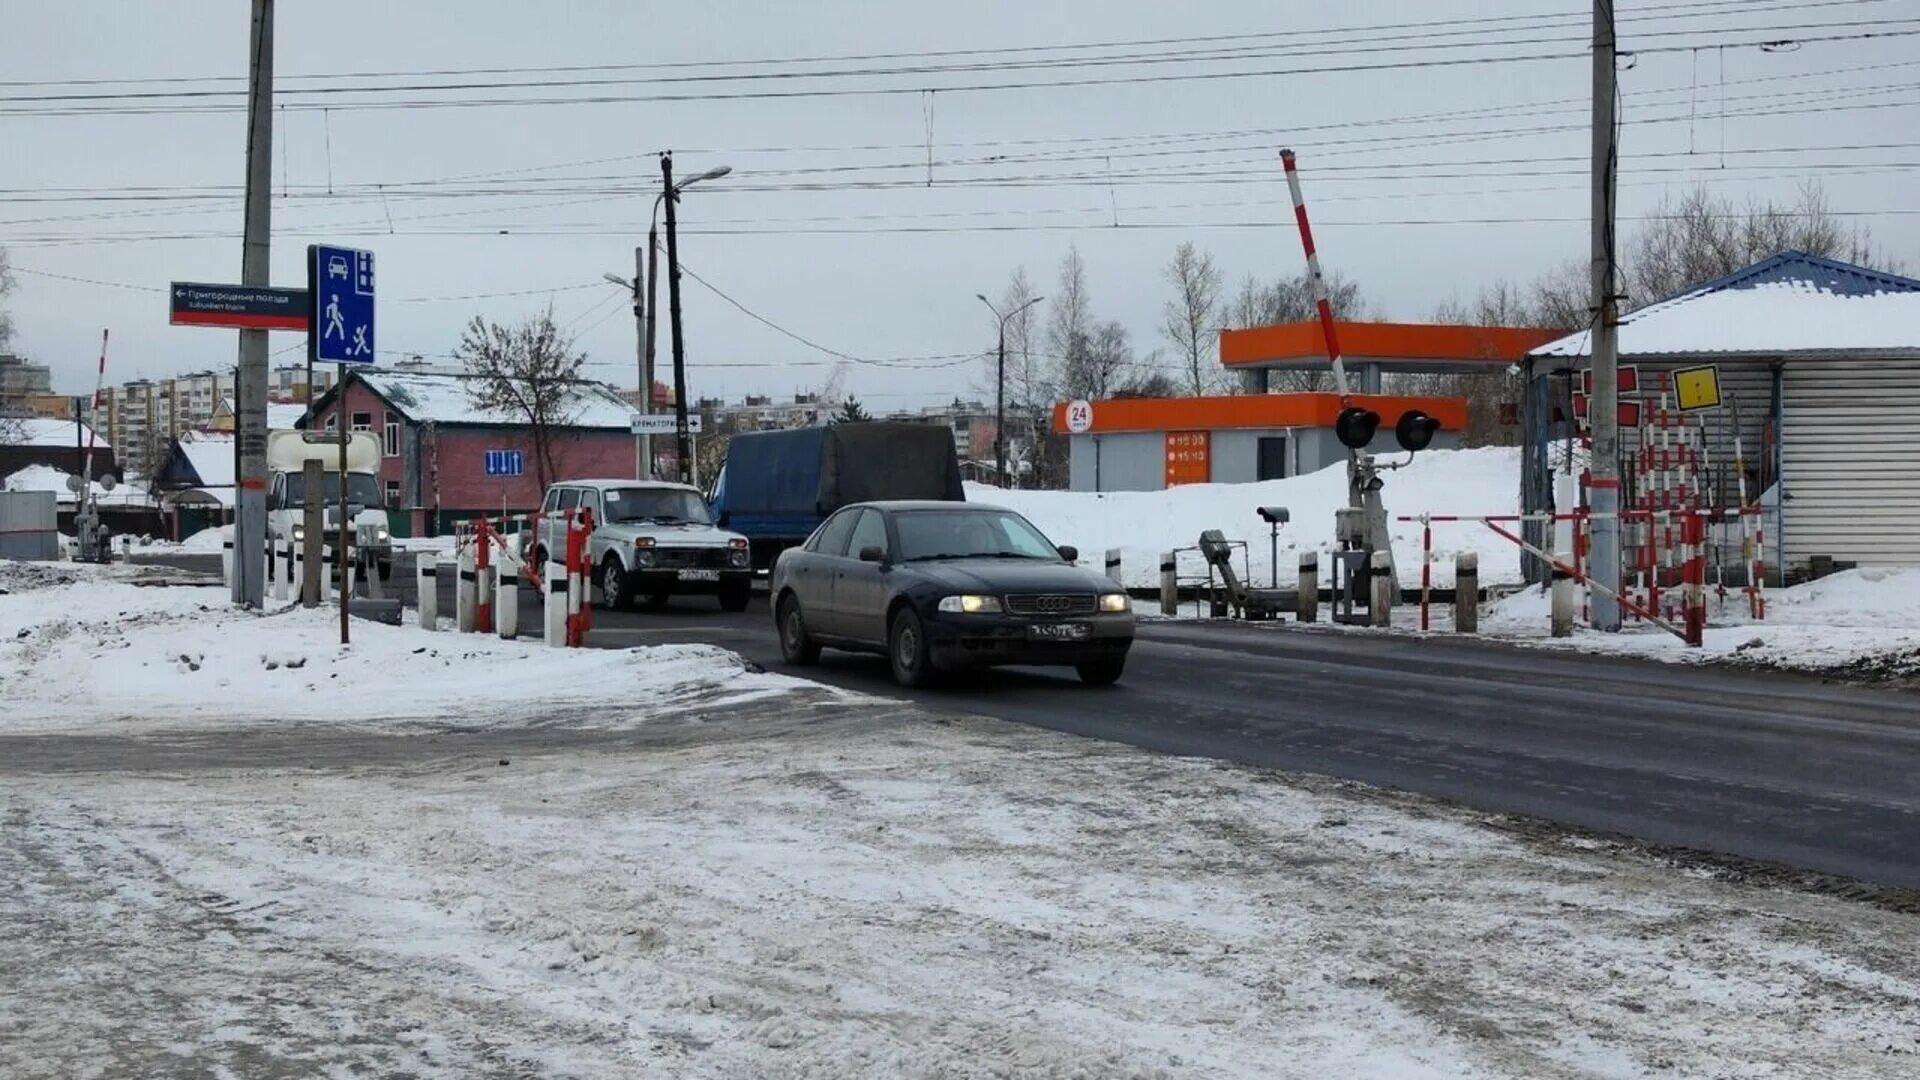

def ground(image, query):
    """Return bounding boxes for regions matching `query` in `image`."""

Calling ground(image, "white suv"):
[531,479,753,611]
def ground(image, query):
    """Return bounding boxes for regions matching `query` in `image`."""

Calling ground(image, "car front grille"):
[650,547,732,569]
[1004,593,1098,616]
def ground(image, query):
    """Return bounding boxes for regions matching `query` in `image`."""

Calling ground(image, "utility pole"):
[976,293,1043,489]
[233,0,274,608]
[660,152,693,485]
[645,221,659,457]
[1588,0,1623,630]
[630,244,651,479]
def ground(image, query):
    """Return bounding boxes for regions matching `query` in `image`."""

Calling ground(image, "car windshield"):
[601,486,712,525]
[284,471,383,508]
[893,509,1062,562]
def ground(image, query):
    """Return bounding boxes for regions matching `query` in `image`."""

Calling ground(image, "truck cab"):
[532,479,753,612]
[265,430,393,580]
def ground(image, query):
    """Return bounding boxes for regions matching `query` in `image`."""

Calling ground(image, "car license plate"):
[677,569,720,582]
[1029,623,1091,641]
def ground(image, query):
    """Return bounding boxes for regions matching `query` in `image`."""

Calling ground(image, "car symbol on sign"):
[327,255,349,280]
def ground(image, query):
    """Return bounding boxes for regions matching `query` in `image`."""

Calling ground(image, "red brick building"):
[305,367,637,536]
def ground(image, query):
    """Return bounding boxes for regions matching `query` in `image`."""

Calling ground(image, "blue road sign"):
[484,450,524,477]
[308,244,375,365]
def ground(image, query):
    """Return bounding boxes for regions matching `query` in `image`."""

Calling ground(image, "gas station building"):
[1050,321,1554,492]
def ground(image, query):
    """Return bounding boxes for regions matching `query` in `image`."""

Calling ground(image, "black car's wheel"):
[777,594,821,665]
[599,555,634,611]
[1076,657,1126,686]
[718,580,752,613]
[888,607,936,688]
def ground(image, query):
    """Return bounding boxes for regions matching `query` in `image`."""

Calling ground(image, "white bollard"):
[496,551,520,640]
[1159,551,1177,617]
[544,561,568,647]
[343,553,358,599]
[1454,552,1479,633]
[1370,550,1394,628]
[273,541,289,602]
[1297,551,1319,623]
[456,541,477,633]
[318,545,333,603]
[1551,569,1575,638]
[292,542,305,604]
[417,557,439,630]
[221,535,233,585]
[1104,548,1123,587]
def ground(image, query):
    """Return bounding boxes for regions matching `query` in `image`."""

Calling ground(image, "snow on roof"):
[353,368,635,428]
[3,416,98,447]
[175,431,235,489]
[269,403,308,429]
[1532,251,1920,361]
[4,464,151,507]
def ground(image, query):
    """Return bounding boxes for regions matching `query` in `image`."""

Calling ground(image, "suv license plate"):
[677,569,720,582]
[1029,623,1091,641]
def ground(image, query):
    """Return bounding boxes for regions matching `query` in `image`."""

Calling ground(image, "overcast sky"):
[5,0,1917,408]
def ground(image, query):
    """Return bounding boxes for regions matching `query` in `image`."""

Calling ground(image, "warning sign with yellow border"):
[1672,365,1722,412]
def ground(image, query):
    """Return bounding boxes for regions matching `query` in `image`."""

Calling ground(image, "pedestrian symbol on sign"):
[323,294,345,340]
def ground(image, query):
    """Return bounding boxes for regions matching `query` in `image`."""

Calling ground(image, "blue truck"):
[708,422,966,569]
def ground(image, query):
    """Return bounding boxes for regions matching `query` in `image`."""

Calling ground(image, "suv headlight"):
[729,548,750,568]
[937,594,1002,614]
[634,548,655,568]
[291,525,305,543]
[1099,593,1131,613]
[375,528,390,543]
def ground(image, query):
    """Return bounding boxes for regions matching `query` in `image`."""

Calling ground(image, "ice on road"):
[5,709,1917,1079]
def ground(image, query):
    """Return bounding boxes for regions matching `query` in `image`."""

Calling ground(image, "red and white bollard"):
[456,532,477,633]
[1682,511,1707,647]
[474,516,494,635]
[564,507,594,647]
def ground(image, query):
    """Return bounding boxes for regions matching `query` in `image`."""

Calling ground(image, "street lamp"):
[657,154,730,485]
[976,293,1044,488]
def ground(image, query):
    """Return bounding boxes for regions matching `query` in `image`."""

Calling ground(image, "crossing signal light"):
[1395,409,1440,452]
[1335,407,1380,449]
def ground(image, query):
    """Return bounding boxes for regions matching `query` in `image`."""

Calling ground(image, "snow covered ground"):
[1474,566,1920,677]
[5,710,1918,1078]
[975,447,1525,589]
[0,559,807,734]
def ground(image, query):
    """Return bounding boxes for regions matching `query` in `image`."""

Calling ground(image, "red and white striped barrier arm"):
[1279,149,1351,402]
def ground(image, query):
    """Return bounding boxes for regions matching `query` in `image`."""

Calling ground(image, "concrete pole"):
[232,0,274,609]
[1369,550,1393,627]
[660,153,694,485]
[632,244,652,480]
[301,458,323,606]
[1588,0,1623,630]
[1454,553,1478,633]
[1297,551,1318,623]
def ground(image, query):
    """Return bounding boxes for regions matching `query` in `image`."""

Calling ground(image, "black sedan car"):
[769,501,1135,687]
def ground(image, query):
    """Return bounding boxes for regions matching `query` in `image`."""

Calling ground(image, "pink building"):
[306,368,637,536]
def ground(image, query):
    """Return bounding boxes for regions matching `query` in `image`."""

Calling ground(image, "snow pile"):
[1481,566,1920,675]
[4,464,152,507]
[174,526,230,552]
[0,561,804,733]
[976,447,1523,587]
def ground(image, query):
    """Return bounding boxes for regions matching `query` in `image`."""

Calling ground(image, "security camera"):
[1257,506,1290,525]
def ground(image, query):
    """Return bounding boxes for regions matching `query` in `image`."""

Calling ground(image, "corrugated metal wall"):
[0,491,59,560]
[1781,360,1920,570]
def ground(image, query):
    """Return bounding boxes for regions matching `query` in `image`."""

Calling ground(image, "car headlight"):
[937,594,1002,614]
[375,528,390,542]
[291,526,305,542]
[1099,593,1131,613]
[634,549,655,568]
[729,548,750,568]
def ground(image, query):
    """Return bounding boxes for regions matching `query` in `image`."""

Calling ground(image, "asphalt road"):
[139,548,1920,887]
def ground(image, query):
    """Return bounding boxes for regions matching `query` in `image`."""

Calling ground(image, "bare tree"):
[1224,271,1367,391]
[1062,320,1133,401]
[1628,181,1898,304]
[1161,242,1222,395]
[455,308,588,492]
[0,246,16,352]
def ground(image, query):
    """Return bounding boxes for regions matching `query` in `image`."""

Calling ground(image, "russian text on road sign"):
[484,450,524,477]
[629,413,704,435]
[308,245,376,365]
[169,282,310,331]
[1673,365,1722,411]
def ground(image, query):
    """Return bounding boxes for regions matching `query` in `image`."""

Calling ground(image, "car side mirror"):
[858,544,885,563]
[1056,544,1079,562]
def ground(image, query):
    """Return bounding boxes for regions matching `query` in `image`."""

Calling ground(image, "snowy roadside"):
[0,559,813,734]
[4,711,1917,1079]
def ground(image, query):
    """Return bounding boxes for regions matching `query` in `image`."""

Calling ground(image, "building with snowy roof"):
[0,415,119,486]
[304,368,641,536]
[1525,250,1920,580]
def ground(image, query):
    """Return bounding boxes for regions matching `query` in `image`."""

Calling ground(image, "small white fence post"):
[1159,551,1177,617]
[1297,552,1318,623]
[496,548,520,640]
[417,557,439,630]
[1369,550,1393,628]
[1454,552,1478,633]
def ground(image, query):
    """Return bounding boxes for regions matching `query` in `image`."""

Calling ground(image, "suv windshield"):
[893,509,1061,562]
[601,487,712,525]
[284,471,383,508]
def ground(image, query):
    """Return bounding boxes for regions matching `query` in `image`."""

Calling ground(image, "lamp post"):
[975,293,1044,488]
[659,153,731,485]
